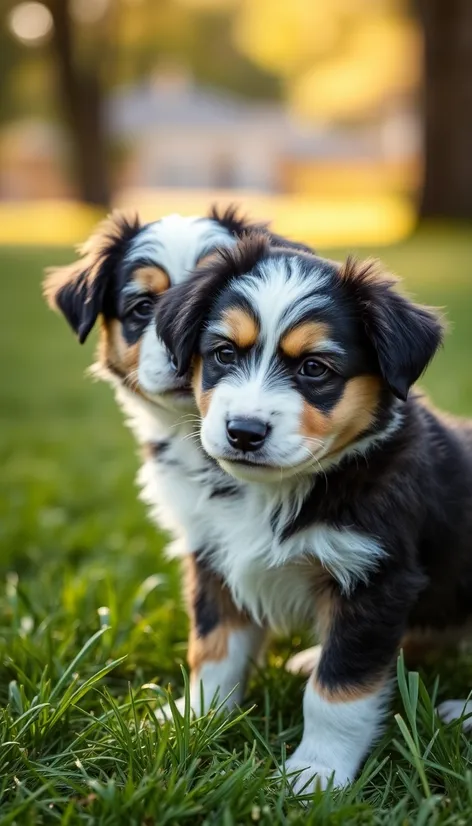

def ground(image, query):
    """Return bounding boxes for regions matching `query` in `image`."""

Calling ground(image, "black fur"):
[155,235,472,700]
[193,552,221,637]
[339,257,444,400]
[44,212,142,343]
[156,233,443,402]
[156,233,273,376]
[209,203,313,254]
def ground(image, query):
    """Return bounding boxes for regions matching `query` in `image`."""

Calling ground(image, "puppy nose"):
[226,418,269,452]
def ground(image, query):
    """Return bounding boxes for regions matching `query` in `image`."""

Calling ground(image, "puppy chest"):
[225,559,319,632]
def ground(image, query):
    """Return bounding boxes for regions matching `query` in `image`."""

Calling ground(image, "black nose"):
[226,418,269,452]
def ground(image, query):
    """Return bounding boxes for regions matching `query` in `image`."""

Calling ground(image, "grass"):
[1,227,472,823]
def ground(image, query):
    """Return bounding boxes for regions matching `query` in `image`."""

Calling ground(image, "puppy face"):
[44,210,236,412]
[157,234,443,481]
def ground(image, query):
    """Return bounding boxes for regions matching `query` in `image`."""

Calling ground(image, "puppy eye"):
[214,344,236,366]
[130,298,154,321]
[299,358,330,380]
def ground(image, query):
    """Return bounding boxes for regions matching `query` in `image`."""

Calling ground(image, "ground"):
[1,226,472,824]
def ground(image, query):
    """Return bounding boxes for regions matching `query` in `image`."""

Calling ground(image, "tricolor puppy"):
[156,232,472,791]
[43,208,311,718]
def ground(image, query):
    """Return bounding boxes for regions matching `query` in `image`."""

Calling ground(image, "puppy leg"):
[285,645,322,676]
[158,553,265,719]
[437,699,472,731]
[285,673,390,793]
[284,575,411,793]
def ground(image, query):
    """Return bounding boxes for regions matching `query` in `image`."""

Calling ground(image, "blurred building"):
[0,71,420,200]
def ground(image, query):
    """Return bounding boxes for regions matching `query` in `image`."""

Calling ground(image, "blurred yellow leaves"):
[235,0,338,76]
[234,0,420,122]
[294,17,420,120]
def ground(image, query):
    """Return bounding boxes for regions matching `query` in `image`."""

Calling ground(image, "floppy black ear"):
[157,231,271,376]
[43,211,141,343]
[157,270,219,377]
[209,202,314,254]
[341,257,444,401]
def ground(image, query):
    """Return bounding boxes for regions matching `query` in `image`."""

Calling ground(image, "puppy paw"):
[155,695,192,724]
[437,699,472,731]
[285,645,322,676]
[284,753,350,796]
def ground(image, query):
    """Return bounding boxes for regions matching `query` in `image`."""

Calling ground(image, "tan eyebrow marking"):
[133,265,170,295]
[222,307,259,349]
[280,321,330,358]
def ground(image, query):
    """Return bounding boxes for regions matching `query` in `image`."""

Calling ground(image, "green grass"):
[1,228,472,824]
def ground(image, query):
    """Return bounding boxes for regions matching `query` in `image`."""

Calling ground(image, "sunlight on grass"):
[0,200,104,247]
[0,191,415,248]
[1,232,472,822]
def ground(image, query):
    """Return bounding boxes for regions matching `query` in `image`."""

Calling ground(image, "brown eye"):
[131,298,154,321]
[214,344,236,366]
[299,358,330,380]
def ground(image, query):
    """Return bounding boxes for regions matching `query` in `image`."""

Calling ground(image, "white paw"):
[285,645,322,676]
[155,695,192,724]
[437,699,472,731]
[284,753,350,795]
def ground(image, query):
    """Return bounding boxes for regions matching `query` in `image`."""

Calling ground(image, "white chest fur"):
[116,386,385,633]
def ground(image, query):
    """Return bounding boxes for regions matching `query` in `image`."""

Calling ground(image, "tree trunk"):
[418,0,472,219]
[47,0,111,207]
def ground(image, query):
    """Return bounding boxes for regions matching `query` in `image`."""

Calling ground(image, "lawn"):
[1,227,472,824]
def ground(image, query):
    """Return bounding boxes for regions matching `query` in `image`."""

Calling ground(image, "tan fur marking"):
[280,321,330,359]
[184,556,250,673]
[133,265,170,295]
[312,672,387,704]
[300,401,331,441]
[101,320,140,374]
[192,357,212,417]
[223,308,259,349]
[300,375,381,454]
[327,376,382,455]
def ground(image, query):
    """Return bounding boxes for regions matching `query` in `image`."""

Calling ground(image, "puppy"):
[44,207,310,717]
[156,232,472,791]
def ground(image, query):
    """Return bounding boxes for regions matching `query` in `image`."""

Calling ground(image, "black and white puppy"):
[44,207,311,718]
[156,232,472,791]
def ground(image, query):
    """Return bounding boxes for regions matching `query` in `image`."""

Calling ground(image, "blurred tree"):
[418,0,472,219]
[235,0,472,219]
[44,0,112,207]
[3,0,280,207]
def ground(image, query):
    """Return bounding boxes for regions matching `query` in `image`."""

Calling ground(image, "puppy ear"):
[157,270,217,377]
[43,211,141,343]
[341,257,444,401]
[157,230,270,376]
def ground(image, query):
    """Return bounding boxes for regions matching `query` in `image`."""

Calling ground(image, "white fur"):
[157,626,264,720]
[232,257,331,344]
[204,521,384,628]
[200,375,311,473]
[116,381,384,629]
[126,214,233,281]
[192,626,265,714]
[99,223,396,783]
[133,215,235,401]
[285,679,390,793]
[200,254,396,478]
[437,699,472,731]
